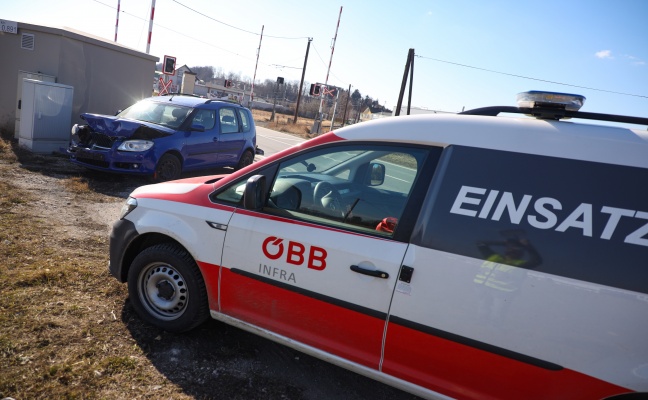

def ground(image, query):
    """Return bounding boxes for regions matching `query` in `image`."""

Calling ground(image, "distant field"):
[251,109,334,137]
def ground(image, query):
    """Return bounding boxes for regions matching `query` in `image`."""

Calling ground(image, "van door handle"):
[350,265,389,279]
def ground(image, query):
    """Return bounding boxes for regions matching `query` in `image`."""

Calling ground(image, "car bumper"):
[68,145,156,175]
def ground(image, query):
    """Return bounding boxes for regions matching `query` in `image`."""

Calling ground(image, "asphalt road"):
[255,126,307,159]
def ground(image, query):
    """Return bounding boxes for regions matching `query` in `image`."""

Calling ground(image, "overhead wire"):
[415,54,648,99]
[171,0,310,40]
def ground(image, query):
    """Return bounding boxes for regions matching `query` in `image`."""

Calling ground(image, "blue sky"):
[3,0,647,120]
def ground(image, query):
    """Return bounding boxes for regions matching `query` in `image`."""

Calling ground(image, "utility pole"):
[293,38,312,124]
[395,48,415,116]
[341,84,351,126]
[250,25,264,104]
[312,6,343,135]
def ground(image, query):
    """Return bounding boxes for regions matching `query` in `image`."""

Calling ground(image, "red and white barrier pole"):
[114,0,120,42]
[146,0,156,54]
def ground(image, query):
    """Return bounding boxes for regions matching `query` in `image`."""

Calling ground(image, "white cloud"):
[595,50,613,59]
[624,55,645,66]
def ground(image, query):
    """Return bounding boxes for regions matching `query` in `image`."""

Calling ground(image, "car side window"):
[219,108,240,134]
[237,109,251,132]
[265,144,428,237]
[190,109,215,130]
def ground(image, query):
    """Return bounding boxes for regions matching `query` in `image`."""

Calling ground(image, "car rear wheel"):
[127,243,209,333]
[236,150,254,170]
[154,154,182,182]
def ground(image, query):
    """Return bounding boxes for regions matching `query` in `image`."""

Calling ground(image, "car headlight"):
[119,197,138,219]
[117,140,154,152]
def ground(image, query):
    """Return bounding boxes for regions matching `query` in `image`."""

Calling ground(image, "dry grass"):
[251,109,334,137]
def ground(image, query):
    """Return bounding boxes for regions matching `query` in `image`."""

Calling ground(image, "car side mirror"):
[244,175,266,210]
[190,124,206,132]
[368,163,385,186]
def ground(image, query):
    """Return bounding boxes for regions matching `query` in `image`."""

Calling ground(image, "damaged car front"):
[68,99,191,178]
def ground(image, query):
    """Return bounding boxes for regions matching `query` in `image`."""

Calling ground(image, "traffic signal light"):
[162,55,176,75]
[309,84,321,96]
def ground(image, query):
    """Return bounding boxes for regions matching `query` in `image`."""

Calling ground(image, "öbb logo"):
[262,236,327,271]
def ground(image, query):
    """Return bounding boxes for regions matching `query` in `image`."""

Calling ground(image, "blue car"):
[68,95,261,181]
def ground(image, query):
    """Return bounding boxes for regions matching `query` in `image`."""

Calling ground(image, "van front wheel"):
[127,243,209,333]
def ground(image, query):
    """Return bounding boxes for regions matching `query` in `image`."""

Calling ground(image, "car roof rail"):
[205,99,242,105]
[460,106,648,126]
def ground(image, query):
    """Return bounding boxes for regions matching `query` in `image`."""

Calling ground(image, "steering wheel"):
[313,181,344,217]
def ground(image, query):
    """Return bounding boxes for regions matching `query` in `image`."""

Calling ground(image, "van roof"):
[334,114,648,169]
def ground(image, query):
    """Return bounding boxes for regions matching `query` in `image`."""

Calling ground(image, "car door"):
[182,108,220,168]
[214,142,435,369]
[216,107,246,165]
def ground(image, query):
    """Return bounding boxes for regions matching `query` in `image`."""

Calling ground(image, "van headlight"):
[118,140,154,152]
[119,197,138,219]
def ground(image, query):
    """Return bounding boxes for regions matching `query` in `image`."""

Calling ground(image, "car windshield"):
[118,100,192,129]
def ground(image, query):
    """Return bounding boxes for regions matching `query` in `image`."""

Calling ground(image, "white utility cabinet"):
[18,79,74,154]
[14,71,56,139]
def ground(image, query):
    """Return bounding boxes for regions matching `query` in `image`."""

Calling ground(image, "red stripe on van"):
[382,323,631,400]
[216,266,385,369]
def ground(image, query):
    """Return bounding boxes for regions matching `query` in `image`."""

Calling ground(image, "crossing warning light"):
[163,55,176,75]
[309,84,321,96]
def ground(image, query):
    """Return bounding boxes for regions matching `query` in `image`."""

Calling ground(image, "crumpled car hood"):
[81,114,173,140]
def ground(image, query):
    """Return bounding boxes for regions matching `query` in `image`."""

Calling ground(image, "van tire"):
[127,243,209,333]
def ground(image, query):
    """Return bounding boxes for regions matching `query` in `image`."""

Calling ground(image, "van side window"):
[219,108,239,133]
[237,109,251,132]
[190,109,215,130]
[265,145,428,237]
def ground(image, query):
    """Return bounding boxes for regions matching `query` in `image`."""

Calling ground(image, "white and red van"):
[110,91,648,399]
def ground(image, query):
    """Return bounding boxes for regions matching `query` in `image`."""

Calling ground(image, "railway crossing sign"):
[158,77,172,95]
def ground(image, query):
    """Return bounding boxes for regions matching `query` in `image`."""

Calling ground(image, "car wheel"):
[127,243,209,333]
[236,150,254,170]
[154,154,182,182]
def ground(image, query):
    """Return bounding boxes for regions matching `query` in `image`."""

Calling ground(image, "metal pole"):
[407,51,414,115]
[114,0,120,42]
[330,89,340,130]
[341,84,351,126]
[250,25,264,104]
[270,80,278,122]
[294,38,312,124]
[395,48,414,116]
[146,0,156,54]
[313,6,343,135]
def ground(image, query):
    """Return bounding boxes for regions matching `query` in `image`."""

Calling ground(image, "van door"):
[182,108,220,168]
[216,107,245,164]
[216,143,435,369]
[382,145,646,399]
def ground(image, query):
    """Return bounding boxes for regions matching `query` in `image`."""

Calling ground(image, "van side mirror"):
[244,175,266,210]
[368,163,385,186]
